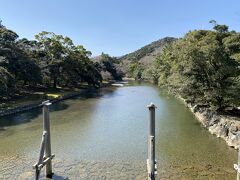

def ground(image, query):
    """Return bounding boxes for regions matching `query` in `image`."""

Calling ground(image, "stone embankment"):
[0,90,92,117]
[181,98,240,149]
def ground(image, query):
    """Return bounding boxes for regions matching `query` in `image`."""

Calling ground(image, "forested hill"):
[123,21,240,110]
[119,37,176,63]
[117,37,176,79]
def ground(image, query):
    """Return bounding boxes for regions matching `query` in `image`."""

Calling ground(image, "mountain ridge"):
[118,37,176,64]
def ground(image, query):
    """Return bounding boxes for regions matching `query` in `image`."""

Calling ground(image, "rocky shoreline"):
[180,98,240,149]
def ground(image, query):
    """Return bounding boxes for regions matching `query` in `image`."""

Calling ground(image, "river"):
[0,82,237,179]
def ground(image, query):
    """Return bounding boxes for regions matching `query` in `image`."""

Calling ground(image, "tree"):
[61,46,102,87]
[0,25,19,66]
[223,33,240,62]
[98,53,122,81]
[154,27,240,109]
[0,19,3,28]
[0,66,14,97]
[0,20,104,100]
[0,25,42,86]
[209,20,229,33]
[15,58,42,85]
[35,31,75,88]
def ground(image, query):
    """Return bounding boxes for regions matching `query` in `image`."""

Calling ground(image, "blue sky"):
[0,0,239,56]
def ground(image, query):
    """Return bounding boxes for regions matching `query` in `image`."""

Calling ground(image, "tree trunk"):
[216,96,223,111]
[53,78,57,89]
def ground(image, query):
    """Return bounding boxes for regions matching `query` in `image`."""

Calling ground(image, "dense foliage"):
[93,53,122,81]
[1,19,239,109]
[118,37,176,79]
[148,22,240,109]
[0,21,120,99]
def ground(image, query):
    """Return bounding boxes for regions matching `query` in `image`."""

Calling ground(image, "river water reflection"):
[0,82,237,179]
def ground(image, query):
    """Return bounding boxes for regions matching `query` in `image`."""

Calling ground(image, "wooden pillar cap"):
[147,102,157,109]
[42,100,52,106]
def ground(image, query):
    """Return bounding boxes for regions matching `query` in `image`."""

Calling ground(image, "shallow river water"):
[0,82,237,179]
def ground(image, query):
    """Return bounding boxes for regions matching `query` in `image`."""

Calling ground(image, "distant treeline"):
[1,19,239,109]
[144,21,240,109]
[0,20,122,99]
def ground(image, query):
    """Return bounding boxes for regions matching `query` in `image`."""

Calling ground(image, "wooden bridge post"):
[42,100,53,178]
[147,102,157,180]
[234,145,240,180]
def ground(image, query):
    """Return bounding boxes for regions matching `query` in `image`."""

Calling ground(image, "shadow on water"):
[35,174,69,180]
[0,108,42,127]
[0,103,70,128]
[0,88,117,128]
[73,88,117,100]
[53,175,69,180]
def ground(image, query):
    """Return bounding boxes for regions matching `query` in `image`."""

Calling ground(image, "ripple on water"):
[0,83,237,179]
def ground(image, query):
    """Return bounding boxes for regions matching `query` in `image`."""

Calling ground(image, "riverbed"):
[0,83,237,179]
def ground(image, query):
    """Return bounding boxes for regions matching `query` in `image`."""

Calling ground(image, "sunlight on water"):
[0,83,237,179]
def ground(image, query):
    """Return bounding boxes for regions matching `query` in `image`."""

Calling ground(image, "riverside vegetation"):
[0,19,239,144]
[1,19,239,110]
[0,20,123,108]
[118,21,240,148]
[121,21,240,111]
